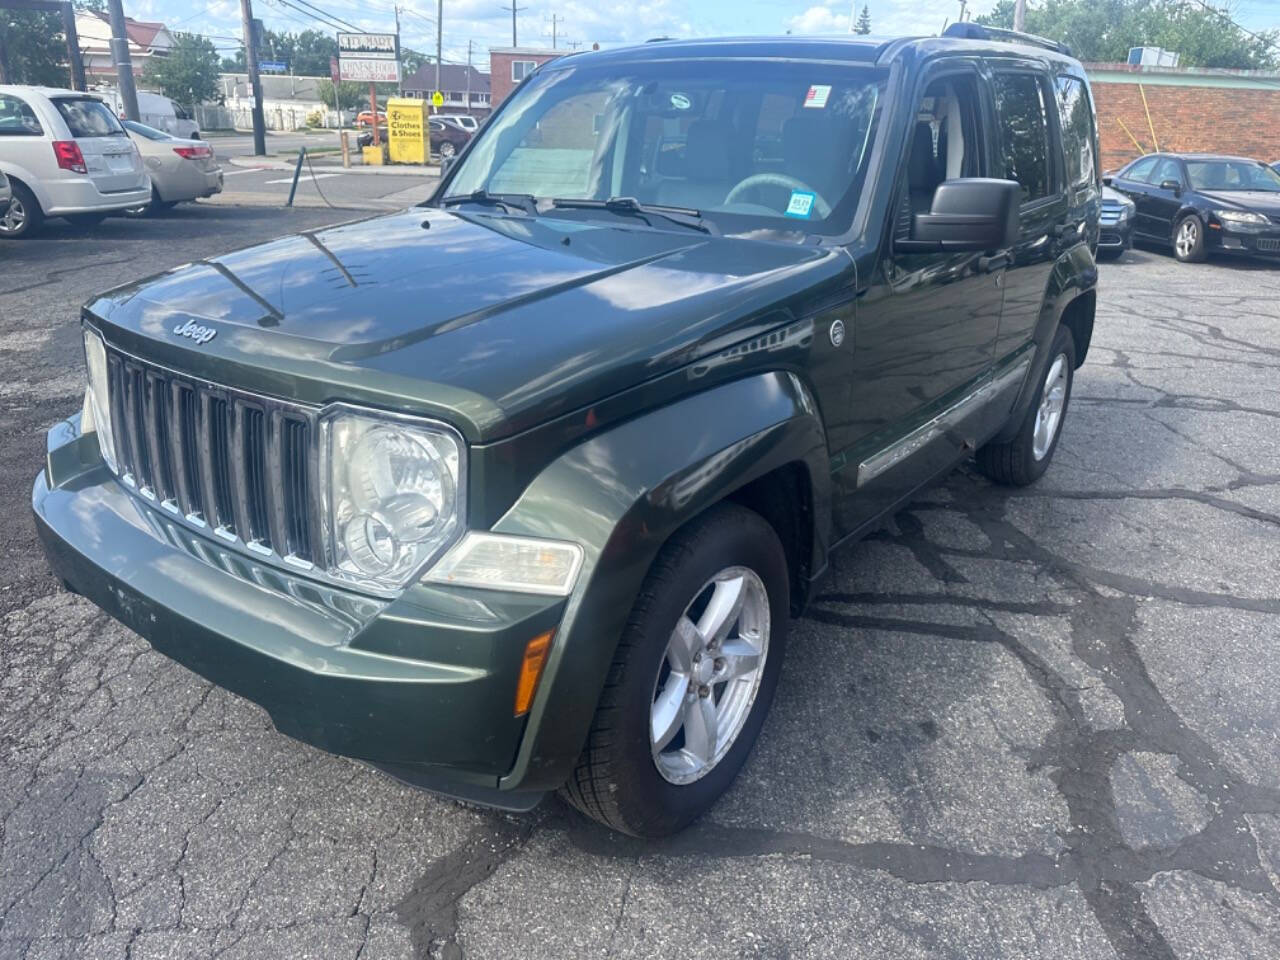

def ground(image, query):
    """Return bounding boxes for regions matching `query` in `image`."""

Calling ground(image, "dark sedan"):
[1097,185,1136,259]
[1107,153,1280,263]
[428,118,470,160]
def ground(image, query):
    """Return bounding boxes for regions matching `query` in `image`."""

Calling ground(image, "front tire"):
[561,503,789,837]
[1173,213,1207,263]
[976,324,1076,486]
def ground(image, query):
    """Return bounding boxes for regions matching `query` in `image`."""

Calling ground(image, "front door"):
[830,65,1005,539]
[1140,156,1186,241]
[1111,155,1160,239]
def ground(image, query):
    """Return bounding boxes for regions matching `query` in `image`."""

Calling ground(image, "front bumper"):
[1097,214,1133,252]
[33,414,561,808]
[1208,223,1280,259]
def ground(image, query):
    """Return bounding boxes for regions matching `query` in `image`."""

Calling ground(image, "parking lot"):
[2,204,1279,959]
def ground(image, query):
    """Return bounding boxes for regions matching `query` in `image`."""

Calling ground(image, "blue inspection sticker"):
[785,190,817,219]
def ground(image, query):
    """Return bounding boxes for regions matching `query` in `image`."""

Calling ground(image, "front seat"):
[908,121,943,213]
[656,119,733,210]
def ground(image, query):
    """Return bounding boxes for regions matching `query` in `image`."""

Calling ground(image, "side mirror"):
[897,178,1020,253]
[1101,174,1113,186]
[439,155,456,176]
[1159,178,1182,195]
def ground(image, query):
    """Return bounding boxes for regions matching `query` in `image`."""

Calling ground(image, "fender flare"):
[492,370,830,792]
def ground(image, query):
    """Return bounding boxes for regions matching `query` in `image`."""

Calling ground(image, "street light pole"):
[1013,0,1026,31]
[434,0,442,105]
[106,0,139,121]
[240,0,266,156]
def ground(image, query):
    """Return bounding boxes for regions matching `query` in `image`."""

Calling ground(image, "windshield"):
[123,120,172,140]
[1186,160,1280,193]
[444,58,886,235]
[54,98,126,138]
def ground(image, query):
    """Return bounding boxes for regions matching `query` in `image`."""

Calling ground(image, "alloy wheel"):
[440,142,456,159]
[0,197,26,235]
[650,566,770,785]
[1175,219,1197,259]
[1032,353,1068,461]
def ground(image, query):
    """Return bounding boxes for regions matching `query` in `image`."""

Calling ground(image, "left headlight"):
[1117,200,1135,221]
[82,327,117,473]
[319,406,465,593]
[1214,209,1268,226]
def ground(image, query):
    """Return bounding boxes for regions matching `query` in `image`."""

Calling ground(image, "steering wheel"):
[724,173,832,219]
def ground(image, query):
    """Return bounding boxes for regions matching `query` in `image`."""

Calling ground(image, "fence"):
[193,104,347,133]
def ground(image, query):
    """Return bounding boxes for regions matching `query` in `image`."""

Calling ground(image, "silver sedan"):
[0,170,10,218]
[123,120,222,214]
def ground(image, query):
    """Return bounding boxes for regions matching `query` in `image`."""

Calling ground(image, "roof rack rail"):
[942,22,1072,57]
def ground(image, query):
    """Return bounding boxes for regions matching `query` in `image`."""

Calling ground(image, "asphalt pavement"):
[2,210,1279,960]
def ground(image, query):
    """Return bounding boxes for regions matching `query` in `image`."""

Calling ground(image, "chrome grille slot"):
[102,344,318,569]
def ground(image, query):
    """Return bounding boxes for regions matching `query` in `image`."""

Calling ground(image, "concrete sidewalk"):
[226,155,442,177]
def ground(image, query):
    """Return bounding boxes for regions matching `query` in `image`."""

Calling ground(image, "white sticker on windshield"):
[786,190,816,219]
[804,85,832,109]
[670,93,691,110]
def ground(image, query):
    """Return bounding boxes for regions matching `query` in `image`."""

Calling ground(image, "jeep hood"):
[86,208,847,441]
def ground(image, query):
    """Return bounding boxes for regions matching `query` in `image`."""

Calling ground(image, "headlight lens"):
[320,407,464,592]
[1117,202,1135,221]
[1214,209,1268,225]
[82,328,117,473]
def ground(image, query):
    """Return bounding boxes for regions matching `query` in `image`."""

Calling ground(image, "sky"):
[138,0,1279,73]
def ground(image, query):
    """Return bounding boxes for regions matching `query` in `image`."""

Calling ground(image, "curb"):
[226,155,441,177]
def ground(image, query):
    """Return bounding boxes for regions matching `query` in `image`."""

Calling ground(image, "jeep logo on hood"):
[172,319,217,345]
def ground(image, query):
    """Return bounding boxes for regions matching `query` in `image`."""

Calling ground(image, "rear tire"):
[0,181,43,239]
[560,503,789,837]
[976,325,1076,487]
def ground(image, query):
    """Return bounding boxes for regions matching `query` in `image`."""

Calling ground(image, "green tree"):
[977,0,1278,69]
[316,79,367,112]
[0,11,69,86]
[143,32,222,105]
[855,5,872,35]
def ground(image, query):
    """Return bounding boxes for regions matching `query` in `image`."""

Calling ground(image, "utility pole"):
[435,0,442,102]
[957,0,967,23]
[1013,0,1026,31]
[465,39,472,114]
[501,1,527,48]
[240,0,266,156]
[547,12,563,49]
[106,0,139,120]
[394,5,403,96]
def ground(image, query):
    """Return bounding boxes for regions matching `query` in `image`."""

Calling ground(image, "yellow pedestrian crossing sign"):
[431,91,444,108]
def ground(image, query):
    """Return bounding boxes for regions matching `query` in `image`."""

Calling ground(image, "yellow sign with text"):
[386,97,427,165]
[432,91,444,108]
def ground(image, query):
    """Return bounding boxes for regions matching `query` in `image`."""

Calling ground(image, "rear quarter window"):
[991,72,1052,203]
[1055,75,1096,188]
[0,95,43,137]
[53,98,126,138]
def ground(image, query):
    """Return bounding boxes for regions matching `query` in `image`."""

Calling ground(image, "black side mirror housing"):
[897,178,1021,254]
[440,155,456,176]
[1101,174,1113,186]
[1159,178,1182,195]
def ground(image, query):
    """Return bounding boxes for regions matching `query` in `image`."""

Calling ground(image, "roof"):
[403,63,490,94]
[545,33,1082,71]
[78,11,171,52]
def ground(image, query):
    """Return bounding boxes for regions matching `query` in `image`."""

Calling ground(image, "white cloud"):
[788,2,851,35]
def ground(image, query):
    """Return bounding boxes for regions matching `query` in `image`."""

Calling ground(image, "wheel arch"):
[492,370,831,793]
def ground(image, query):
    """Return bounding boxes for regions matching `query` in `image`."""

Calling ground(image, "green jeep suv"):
[34,26,1101,837]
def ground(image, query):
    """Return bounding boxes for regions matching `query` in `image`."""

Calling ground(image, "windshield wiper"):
[550,196,717,235]
[441,189,538,215]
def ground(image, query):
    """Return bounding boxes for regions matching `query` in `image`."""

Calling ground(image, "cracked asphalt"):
[3,208,1280,959]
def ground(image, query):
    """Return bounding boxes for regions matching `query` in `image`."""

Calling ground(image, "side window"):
[1055,75,1095,187]
[0,95,43,137]
[991,72,1051,203]
[1151,158,1182,188]
[1123,156,1158,183]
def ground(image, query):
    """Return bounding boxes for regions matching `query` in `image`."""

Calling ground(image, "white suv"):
[0,85,151,238]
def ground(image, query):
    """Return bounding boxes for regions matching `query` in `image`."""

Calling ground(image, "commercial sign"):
[259,60,288,73]
[386,97,427,165]
[337,32,401,84]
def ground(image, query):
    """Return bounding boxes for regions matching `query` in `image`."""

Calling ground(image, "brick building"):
[488,48,564,109]
[1087,63,1280,171]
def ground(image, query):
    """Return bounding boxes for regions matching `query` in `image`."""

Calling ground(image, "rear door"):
[51,96,144,193]
[985,64,1066,368]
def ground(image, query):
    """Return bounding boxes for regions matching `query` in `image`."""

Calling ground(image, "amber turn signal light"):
[514,631,554,716]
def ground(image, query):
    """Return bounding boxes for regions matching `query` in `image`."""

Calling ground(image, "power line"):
[1180,0,1280,56]
[285,0,362,31]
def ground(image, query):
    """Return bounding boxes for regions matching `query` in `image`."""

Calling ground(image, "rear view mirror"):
[898,178,1020,253]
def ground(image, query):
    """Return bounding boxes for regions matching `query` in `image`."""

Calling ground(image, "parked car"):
[1097,184,1135,259]
[121,120,222,214]
[0,170,10,216]
[34,26,1100,837]
[1107,152,1280,262]
[98,88,200,139]
[436,113,479,133]
[0,85,150,238]
[428,117,471,160]
[355,110,387,127]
